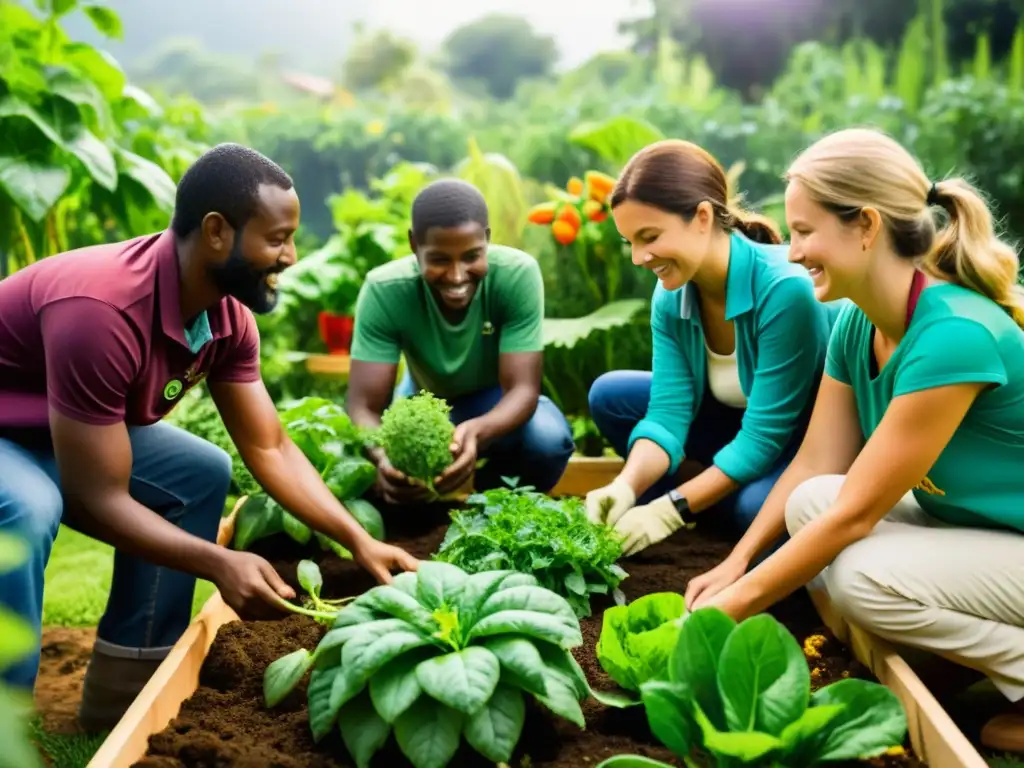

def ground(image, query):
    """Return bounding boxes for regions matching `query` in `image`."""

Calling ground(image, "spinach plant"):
[372,390,455,490]
[597,607,908,767]
[271,559,355,626]
[434,482,628,618]
[596,592,688,701]
[231,397,381,552]
[263,562,591,768]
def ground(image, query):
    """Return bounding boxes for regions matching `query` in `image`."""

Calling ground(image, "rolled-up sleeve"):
[713,275,827,484]
[627,288,696,474]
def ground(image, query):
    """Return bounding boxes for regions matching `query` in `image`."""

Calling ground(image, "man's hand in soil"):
[214,550,297,619]
[683,554,748,611]
[434,421,479,495]
[375,455,431,505]
[353,537,421,584]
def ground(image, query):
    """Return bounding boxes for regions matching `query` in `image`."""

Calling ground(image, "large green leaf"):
[480,636,548,697]
[370,648,435,724]
[263,648,312,708]
[342,627,433,687]
[673,607,735,730]
[806,679,908,762]
[468,609,582,648]
[543,299,647,349]
[693,700,783,762]
[62,42,125,101]
[0,533,29,572]
[533,665,585,727]
[416,560,468,611]
[357,585,438,636]
[415,646,500,716]
[306,664,341,742]
[0,96,65,148]
[0,685,43,768]
[81,4,124,39]
[595,758,675,768]
[717,614,809,735]
[115,147,176,211]
[46,67,112,134]
[463,682,525,763]
[231,493,284,551]
[0,155,71,222]
[569,115,665,167]
[281,511,312,545]
[639,679,695,758]
[394,698,464,768]
[476,585,578,627]
[338,690,391,768]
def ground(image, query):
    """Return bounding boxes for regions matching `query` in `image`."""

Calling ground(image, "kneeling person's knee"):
[784,474,845,536]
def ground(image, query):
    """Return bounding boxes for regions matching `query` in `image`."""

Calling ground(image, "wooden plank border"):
[807,582,988,768]
[88,461,984,768]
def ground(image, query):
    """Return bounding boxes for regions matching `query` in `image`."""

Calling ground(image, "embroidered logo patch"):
[163,379,183,400]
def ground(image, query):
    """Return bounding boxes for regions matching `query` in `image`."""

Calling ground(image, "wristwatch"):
[667,489,697,527]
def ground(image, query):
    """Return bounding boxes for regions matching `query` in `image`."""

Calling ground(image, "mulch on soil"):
[135,503,925,768]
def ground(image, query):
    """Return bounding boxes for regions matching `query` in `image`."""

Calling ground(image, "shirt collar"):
[155,229,233,351]
[679,231,756,322]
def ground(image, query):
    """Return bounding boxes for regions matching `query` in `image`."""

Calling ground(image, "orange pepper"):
[585,170,617,202]
[566,176,584,196]
[582,199,607,223]
[526,201,557,225]
[556,203,582,231]
[552,220,577,245]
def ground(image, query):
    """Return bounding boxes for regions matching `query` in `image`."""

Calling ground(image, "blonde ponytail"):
[786,127,1024,329]
[928,179,1024,329]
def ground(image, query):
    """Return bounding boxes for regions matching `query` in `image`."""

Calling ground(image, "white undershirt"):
[705,343,747,409]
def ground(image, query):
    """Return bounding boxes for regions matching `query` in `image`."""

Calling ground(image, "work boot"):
[981,698,1024,754]
[77,643,167,732]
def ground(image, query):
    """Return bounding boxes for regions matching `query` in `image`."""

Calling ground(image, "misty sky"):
[63,0,643,73]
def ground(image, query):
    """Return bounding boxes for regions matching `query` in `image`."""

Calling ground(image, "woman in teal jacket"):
[585,139,841,556]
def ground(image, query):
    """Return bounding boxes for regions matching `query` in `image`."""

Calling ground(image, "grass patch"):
[42,526,216,628]
[29,718,107,768]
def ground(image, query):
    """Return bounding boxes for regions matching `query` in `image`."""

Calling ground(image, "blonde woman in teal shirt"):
[585,139,841,556]
[686,127,1024,754]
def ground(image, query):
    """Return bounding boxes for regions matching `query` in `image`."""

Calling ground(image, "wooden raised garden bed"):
[87,458,987,768]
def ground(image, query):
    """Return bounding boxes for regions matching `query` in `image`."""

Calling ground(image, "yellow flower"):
[885,745,906,756]
[366,119,386,136]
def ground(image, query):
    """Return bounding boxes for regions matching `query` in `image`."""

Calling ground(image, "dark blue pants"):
[588,370,796,555]
[396,371,575,493]
[0,422,231,691]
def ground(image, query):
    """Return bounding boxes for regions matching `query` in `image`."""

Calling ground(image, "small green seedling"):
[274,559,355,624]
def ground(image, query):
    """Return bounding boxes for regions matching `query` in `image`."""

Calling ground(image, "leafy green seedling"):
[273,559,355,624]
[373,390,455,490]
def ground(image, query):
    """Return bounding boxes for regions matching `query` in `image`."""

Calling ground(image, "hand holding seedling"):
[214,550,297,619]
[374,454,431,504]
[434,421,478,494]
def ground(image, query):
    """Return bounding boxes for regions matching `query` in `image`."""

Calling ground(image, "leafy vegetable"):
[372,390,455,488]
[263,561,590,768]
[230,397,381,553]
[268,559,355,627]
[596,592,688,697]
[434,482,628,618]
[598,607,908,767]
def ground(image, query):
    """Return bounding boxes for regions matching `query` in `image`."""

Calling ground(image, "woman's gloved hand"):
[584,477,636,525]
[612,495,690,556]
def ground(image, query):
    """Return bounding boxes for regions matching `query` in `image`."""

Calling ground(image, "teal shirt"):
[826,283,1024,533]
[629,232,843,484]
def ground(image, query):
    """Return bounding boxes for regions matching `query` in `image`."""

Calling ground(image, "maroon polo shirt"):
[0,229,261,430]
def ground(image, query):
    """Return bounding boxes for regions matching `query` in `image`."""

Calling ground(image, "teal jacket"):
[628,232,845,484]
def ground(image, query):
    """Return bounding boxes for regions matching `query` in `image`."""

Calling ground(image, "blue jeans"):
[588,370,798,554]
[395,371,575,493]
[0,422,231,691]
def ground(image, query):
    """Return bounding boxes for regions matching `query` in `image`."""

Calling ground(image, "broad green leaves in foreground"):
[599,607,908,767]
[263,562,588,768]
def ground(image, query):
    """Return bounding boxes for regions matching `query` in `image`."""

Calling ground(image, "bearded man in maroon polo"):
[0,143,419,730]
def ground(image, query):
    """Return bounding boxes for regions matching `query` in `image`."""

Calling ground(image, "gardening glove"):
[584,477,636,526]
[613,494,691,556]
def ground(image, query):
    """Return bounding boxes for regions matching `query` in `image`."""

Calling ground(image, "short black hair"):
[170,142,294,238]
[410,178,489,242]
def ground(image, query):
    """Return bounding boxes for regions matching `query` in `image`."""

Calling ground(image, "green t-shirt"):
[826,282,1024,533]
[350,244,544,399]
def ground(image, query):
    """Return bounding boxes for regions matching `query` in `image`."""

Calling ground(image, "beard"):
[208,236,280,314]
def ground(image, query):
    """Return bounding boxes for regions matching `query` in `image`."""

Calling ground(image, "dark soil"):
[136,504,926,768]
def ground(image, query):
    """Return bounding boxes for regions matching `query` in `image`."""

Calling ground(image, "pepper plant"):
[263,561,591,768]
[597,607,908,767]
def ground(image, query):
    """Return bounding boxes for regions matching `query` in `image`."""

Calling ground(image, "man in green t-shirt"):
[346,178,575,502]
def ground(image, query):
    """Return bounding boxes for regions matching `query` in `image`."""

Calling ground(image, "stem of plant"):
[274,596,340,621]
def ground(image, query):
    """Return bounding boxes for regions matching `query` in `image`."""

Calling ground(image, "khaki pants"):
[785,474,1024,702]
